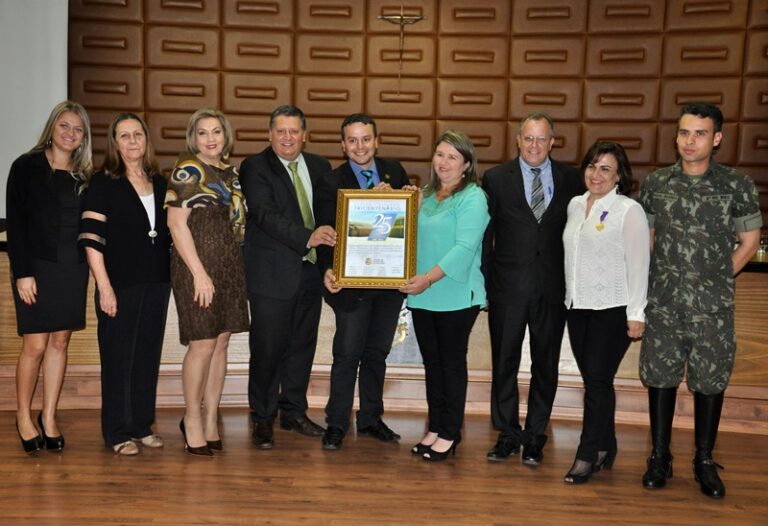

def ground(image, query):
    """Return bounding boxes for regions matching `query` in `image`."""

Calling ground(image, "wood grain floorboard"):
[0,409,765,525]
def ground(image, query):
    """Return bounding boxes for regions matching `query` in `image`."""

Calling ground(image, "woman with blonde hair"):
[7,101,92,453]
[166,108,248,455]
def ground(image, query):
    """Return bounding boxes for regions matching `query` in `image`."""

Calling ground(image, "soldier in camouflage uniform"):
[637,103,762,499]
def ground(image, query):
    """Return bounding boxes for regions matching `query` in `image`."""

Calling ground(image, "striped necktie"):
[530,167,545,222]
[288,161,316,263]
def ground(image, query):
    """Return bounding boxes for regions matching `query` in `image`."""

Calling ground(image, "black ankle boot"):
[643,450,673,488]
[693,391,726,499]
[642,386,677,489]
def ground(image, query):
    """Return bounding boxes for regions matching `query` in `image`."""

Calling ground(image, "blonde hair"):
[31,100,93,178]
[185,108,234,161]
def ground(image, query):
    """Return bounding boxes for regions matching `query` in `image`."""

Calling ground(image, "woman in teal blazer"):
[400,130,489,461]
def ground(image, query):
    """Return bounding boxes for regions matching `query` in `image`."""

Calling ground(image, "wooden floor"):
[0,409,765,525]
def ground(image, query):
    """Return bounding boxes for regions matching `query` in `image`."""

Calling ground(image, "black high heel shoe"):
[564,459,596,485]
[206,440,223,451]
[179,419,213,457]
[411,442,432,456]
[422,439,460,462]
[16,421,44,454]
[595,449,617,472]
[38,412,64,451]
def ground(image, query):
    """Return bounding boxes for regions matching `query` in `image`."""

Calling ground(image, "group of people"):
[6,101,761,500]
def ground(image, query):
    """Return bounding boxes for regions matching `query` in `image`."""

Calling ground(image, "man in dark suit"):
[314,114,409,450]
[240,105,337,449]
[482,112,583,466]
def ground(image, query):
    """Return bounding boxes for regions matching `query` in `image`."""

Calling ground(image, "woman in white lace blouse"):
[562,141,650,484]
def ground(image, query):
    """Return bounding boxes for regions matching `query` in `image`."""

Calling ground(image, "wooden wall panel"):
[294,76,364,116]
[145,70,219,112]
[146,0,221,25]
[65,1,768,389]
[145,112,189,156]
[745,30,768,75]
[741,78,768,120]
[367,0,437,33]
[585,35,662,77]
[437,79,508,119]
[749,0,768,27]
[665,0,749,30]
[512,0,588,34]
[146,26,220,69]
[69,0,143,22]
[297,0,365,31]
[662,33,746,77]
[508,79,583,121]
[367,36,436,76]
[510,37,586,77]
[438,37,509,77]
[69,22,143,67]
[738,123,768,165]
[582,123,657,164]
[659,78,742,121]
[583,79,659,121]
[366,78,435,118]
[377,119,434,161]
[438,0,512,34]
[222,73,292,115]
[296,34,365,74]
[69,67,143,111]
[223,30,293,72]
[228,114,269,158]
[587,0,664,33]
[222,0,293,28]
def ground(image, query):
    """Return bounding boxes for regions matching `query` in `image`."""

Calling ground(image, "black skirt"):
[12,257,88,335]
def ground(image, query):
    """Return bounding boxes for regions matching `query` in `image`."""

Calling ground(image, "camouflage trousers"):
[639,305,735,394]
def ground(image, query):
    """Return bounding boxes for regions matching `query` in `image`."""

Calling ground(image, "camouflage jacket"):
[637,160,762,313]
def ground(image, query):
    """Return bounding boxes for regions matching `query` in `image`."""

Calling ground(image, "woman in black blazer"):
[7,101,93,454]
[80,113,171,455]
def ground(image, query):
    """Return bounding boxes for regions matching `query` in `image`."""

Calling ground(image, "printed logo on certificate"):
[333,189,418,288]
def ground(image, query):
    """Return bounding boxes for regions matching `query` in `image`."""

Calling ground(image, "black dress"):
[7,151,88,335]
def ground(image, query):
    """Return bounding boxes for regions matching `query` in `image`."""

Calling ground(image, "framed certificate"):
[333,189,418,288]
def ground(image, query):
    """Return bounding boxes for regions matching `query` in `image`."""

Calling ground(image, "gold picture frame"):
[333,189,418,288]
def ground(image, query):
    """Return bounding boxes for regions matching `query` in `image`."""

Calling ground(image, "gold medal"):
[596,223,604,231]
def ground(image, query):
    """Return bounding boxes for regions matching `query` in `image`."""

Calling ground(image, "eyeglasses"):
[522,135,551,145]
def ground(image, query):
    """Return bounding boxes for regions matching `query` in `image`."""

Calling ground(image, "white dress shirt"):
[563,187,650,322]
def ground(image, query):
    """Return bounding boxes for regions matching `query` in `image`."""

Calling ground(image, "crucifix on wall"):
[378,5,426,94]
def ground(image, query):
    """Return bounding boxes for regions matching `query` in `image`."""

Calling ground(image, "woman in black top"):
[7,101,93,454]
[80,113,171,456]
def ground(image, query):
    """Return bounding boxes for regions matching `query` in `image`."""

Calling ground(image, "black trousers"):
[248,263,322,423]
[410,306,480,441]
[96,282,170,448]
[325,293,403,432]
[488,296,567,447]
[567,307,631,462]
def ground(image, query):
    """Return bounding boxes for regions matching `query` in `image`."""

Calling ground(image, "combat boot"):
[693,391,726,499]
[642,386,677,489]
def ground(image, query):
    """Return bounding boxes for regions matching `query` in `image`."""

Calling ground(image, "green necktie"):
[288,161,316,263]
